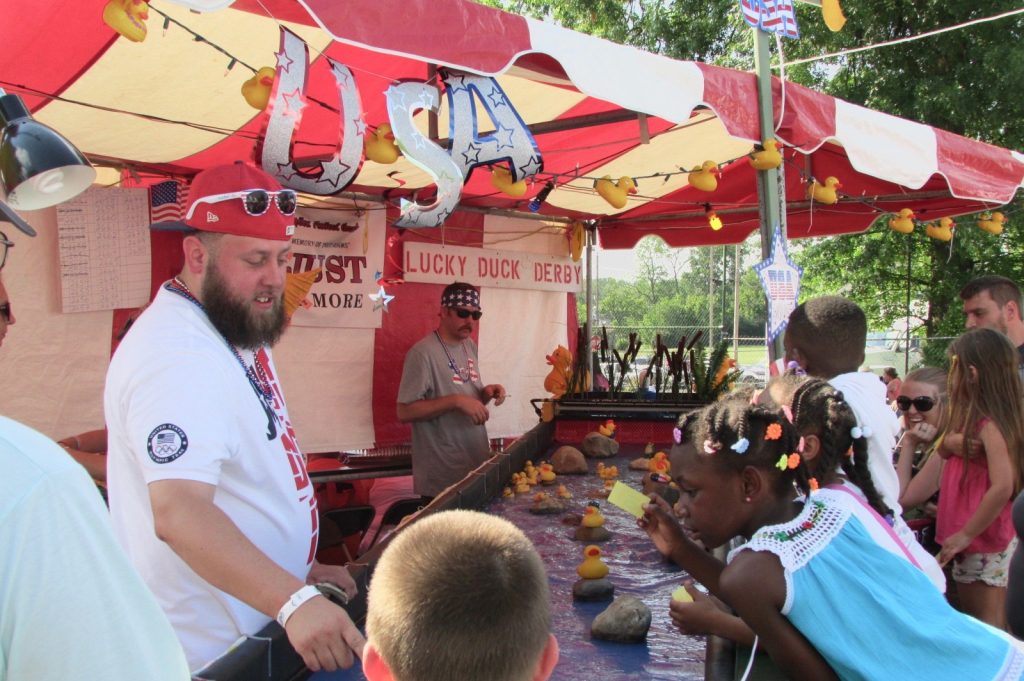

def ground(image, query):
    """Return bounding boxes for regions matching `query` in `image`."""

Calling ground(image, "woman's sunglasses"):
[896,396,936,412]
[186,188,298,220]
[450,308,482,320]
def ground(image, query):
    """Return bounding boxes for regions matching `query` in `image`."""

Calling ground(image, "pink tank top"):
[936,418,1015,554]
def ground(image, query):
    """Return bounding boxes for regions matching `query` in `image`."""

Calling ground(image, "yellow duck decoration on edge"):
[748,140,783,171]
[581,502,606,529]
[103,0,149,42]
[543,345,574,399]
[241,67,276,111]
[807,176,841,205]
[597,419,617,438]
[577,545,609,580]
[925,217,955,242]
[490,166,528,197]
[977,211,1007,235]
[364,124,401,164]
[888,208,916,234]
[595,176,637,209]
[688,161,719,192]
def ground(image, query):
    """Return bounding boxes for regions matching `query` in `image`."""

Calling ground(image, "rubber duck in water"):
[597,419,617,438]
[241,67,276,111]
[103,0,149,42]
[888,208,916,234]
[502,486,515,498]
[648,451,671,476]
[490,166,527,197]
[926,217,955,242]
[577,545,609,580]
[595,176,637,210]
[364,124,401,164]
[748,140,782,171]
[688,161,719,192]
[539,462,557,485]
[515,477,532,494]
[807,176,841,205]
[597,464,618,481]
[556,484,573,499]
[581,502,606,529]
[978,212,1007,235]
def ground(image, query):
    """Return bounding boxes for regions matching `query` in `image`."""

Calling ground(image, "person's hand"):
[638,494,686,559]
[307,561,357,600]
[937,530,972,567]
[284,596,365,672]
[905,421,938,446]
[483,384,507,406]
[455,395,490,424]
[939,432,969,460]
[669,581,731,636]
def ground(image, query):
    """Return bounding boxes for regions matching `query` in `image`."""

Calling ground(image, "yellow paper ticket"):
[607,481,650,518]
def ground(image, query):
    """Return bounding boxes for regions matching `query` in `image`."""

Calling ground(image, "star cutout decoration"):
[487,87,508,109]
[754,225,803,342]
[445,73,470,94]
[493,125,515,151]
[281,89,307,119]
[352,117,368,137]
[369,285,395,312]
[275,49,294,74]
[461,143,482,166]
[329,61,351,91]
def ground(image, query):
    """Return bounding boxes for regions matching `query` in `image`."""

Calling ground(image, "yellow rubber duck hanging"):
[567,221,586,262]
[822,0,847,32]
[926,217,955,242]
[364,124,401,164]
[807,176,841,205]
[748,140,783,171]
[977,211,1007,235]
[688,161,719,192]
[241,67,276,111]
[103,0,149,42]
[888,208,916,234]
[490,166,527,197]
[595,176,637,209]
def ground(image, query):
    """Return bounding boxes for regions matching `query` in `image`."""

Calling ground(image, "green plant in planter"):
[691,341,742,402]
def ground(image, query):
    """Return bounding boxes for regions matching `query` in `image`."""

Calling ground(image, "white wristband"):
[276,585,322,628]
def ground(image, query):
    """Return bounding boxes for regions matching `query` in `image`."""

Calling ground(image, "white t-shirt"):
[105,286,317,671]
[830,370,902,513]
[0,415,190,681]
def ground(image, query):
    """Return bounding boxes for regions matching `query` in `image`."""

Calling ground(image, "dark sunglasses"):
[0,302,11,323]
[896,396,936,413]
[186,188,298,220]
[0,230,12,271]
[450,308,482,320]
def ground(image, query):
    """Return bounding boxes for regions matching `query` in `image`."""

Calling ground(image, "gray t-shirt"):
[397,332,491,497]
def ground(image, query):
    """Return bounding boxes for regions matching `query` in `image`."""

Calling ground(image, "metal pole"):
[585,226,595,391]
[905,234,912,373]
[733,243,741,361]
[708,251,715,346]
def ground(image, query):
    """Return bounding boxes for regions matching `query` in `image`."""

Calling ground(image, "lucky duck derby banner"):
[286,206,386,328]
[403,241,582,293]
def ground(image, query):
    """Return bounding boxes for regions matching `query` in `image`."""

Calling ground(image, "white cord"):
[774,34,786,133]
[739,635,760,681]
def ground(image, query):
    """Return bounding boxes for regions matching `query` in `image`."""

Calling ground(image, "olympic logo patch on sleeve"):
[147,424,189,464]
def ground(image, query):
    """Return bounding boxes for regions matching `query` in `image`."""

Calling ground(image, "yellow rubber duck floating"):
[490,166,527,197]
[103,0,149,42]
[577,545,609,580]
[888,208,916,234]
[539,462,557,485]
[502,486,514,498]
[595,176,637,209]
[748,140,783,171]
[596,463,618,480]
[581,502,605,529]
[977,211,1007,235]
[807,176,841,205]
[648,451,671,476]
[925,217,955,242]
[597,419,617,438]
[688,161,719,192]
[241,67,276,111]
[556,484,572,499]
[364,124,401,164]
[515,476,531,494]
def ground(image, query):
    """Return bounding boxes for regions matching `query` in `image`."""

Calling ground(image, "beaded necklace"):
[165,277,274,401]
[434,330,473,383]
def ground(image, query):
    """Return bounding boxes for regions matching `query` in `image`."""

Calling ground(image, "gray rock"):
[581,433,619,458]
[591,596,652,643]
[551,446,588,474]
[572,577,615,602]
[528,496,567,515]
[574,526,611,542]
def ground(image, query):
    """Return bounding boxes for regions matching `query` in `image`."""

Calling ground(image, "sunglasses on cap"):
[0,230,13,271]
[896,396,936,413]
[0,303,11,323]
[185,188,298,221]
[450,308,482,320]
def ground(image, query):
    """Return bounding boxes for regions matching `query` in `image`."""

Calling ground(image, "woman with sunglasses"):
[895,367,947,504]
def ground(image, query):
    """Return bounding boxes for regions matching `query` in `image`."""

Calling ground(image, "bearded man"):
[105,162,364,673]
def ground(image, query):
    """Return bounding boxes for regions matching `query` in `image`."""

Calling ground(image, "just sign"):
[261,27,544,229]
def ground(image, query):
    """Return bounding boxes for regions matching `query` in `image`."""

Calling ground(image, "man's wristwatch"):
[276,585,323,628]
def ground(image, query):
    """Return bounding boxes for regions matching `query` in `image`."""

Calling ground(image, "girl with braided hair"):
[641,399,1024,681]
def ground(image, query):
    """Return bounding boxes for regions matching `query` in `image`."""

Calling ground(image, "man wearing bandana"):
[397,282,506,498]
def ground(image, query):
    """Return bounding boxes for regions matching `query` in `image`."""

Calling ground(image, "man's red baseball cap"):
[151,161,295,241]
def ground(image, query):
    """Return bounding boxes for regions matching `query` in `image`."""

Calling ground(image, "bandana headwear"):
[442,287,480,309]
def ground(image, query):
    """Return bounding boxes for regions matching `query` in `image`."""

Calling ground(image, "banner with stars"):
[287,206,387,328]
[754,225,803,342]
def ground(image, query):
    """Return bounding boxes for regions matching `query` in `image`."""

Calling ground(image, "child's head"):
[364,510,559,681]
[784,296,867,378]
[898,367,947,434]
[669,400,804,548]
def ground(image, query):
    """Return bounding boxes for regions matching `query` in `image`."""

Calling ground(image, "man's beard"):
[201,262,286,350]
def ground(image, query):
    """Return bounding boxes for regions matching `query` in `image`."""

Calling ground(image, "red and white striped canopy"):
[4,0,1023,248]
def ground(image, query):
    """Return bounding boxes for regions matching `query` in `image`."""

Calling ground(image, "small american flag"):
[758,0,800,39]
[738,0,762,28]
[150,179,188,223]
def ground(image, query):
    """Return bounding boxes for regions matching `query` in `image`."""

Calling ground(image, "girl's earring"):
[744,496,751,503]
